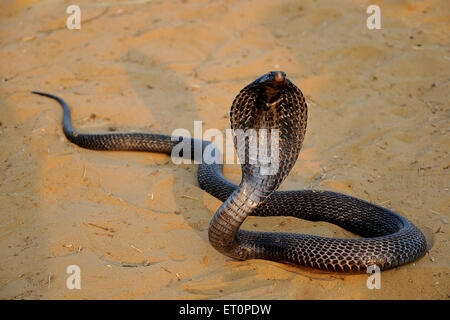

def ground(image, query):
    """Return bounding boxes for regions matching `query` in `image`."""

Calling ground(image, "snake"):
[32,71,427,273]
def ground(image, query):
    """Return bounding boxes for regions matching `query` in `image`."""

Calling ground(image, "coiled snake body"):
[32,71,427,273]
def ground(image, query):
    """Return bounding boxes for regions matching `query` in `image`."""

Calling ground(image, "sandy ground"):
[0,0,449,300]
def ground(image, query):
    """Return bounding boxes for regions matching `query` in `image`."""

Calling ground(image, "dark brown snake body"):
[32,71,427,273]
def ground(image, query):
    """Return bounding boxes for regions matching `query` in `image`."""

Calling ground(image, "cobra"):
[32,71,427,273]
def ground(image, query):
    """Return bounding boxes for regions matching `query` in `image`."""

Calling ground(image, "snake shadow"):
[122,49,218,243]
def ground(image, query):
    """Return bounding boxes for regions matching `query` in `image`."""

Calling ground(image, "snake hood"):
[230,71,308,192]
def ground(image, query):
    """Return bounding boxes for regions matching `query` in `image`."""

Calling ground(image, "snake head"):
[254,71,286,85]
[251,71,288,103]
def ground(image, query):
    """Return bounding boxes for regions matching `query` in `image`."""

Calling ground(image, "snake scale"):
[32,71,427,273]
